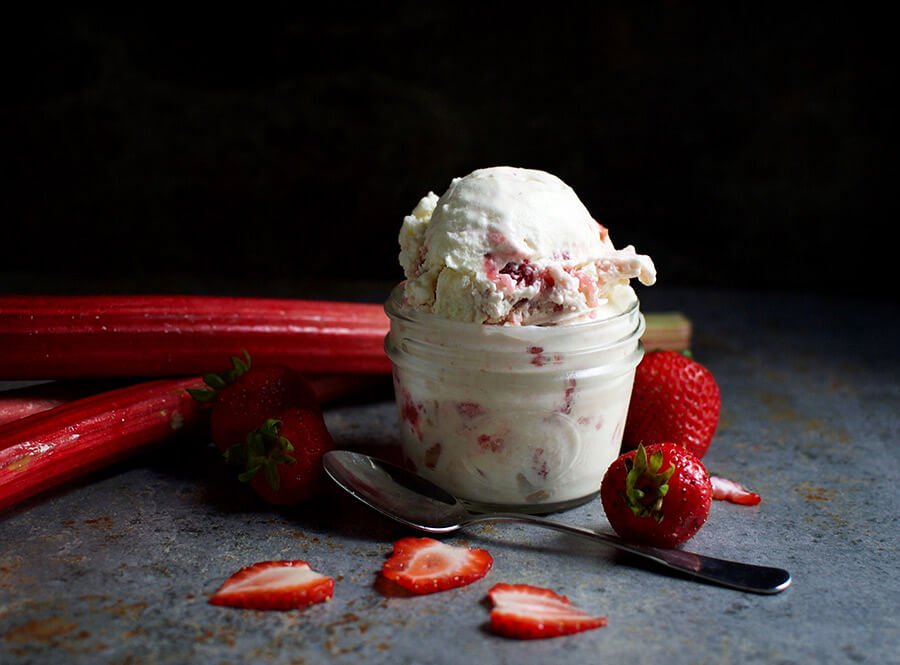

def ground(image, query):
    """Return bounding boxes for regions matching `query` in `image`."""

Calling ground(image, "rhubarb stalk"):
[0,295,392,380]
[0,373,389,427]
[0,376,206,512]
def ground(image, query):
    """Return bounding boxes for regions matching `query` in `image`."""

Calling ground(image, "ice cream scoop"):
[399,166,656,325]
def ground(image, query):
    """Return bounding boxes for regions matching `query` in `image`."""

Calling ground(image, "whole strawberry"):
[225,409,335,505]
[189,352,332,504]
[189,352,319,453]
[623,350,720,458]
[600,442,712,548]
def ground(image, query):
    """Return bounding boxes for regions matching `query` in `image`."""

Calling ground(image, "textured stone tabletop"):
[1,287,897,664]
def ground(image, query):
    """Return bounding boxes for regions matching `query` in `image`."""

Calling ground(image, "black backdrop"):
[1,5,891,298]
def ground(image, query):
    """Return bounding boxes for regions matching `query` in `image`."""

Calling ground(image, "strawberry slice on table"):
[381,537,493,594]
[487,583,608,640]
[711,475,762,505]
[208,560,334,611]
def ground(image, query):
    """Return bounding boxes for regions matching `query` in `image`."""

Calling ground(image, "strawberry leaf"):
[188,350,253,405]
[263,461,281,491]
[203,373,229,390]
[224,417,296,491]
[186,387,217,402]
[624,443,675,521]
[231,351,251,375]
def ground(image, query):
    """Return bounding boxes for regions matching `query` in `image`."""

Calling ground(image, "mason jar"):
[384,284,646,514]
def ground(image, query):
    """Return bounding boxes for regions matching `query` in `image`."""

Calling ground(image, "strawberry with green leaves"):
[225,407,335,506]
[190,352,333,505]
[188,351,319,453]
[600,442,712,548]
[623,350,721,458]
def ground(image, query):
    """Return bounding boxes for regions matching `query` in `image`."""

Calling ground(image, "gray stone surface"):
[1,288,898,664]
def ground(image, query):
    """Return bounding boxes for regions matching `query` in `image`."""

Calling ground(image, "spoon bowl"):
[323,450,792,594]
[324,448,467,532]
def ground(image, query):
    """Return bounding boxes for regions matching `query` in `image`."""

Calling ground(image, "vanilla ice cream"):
[399,166,655,325]
[386,166,654,512]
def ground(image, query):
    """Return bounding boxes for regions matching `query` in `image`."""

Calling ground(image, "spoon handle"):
[469,513,791,594]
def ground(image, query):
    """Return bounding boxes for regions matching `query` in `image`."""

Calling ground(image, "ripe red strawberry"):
[188,352,319,453]
[381,537,493,594]
[600,442,712,548]
[711,475,761,505]
[623,350,721,458]
[487,583,607,640]
[208,560,334,610]
[225,409,335,505]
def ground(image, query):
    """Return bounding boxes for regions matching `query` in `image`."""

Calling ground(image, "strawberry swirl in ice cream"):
[386,166,655,512]
[399,166,655,325]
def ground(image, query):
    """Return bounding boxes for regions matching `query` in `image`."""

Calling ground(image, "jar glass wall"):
[384,284,645,514]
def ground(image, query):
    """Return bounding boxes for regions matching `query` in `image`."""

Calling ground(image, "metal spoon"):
[323,450,791,595]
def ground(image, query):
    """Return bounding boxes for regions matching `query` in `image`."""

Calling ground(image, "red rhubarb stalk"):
[0,373,385,426]
[0,377,206,513]
[0,381,127,426]
[0,295,391,380]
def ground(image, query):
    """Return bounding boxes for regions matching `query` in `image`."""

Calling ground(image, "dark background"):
[1,5,892,298]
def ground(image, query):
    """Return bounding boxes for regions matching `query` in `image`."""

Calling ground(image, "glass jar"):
[384,284,646,514]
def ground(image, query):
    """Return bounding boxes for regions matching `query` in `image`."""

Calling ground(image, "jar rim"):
[384,282,645,375]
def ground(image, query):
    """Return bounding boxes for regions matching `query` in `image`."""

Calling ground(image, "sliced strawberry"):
[381,537,493,595]
[487,583,607,640]
[711,475,762,505]
[208,560,334,611]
